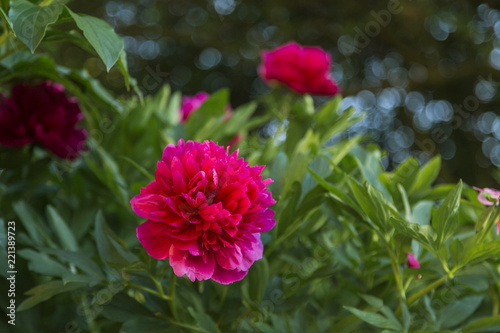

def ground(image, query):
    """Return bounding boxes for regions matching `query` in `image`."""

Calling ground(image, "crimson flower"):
[474,187,500,234]
[0,81,86,159]
[131,139,276,284]
[259,41,340,96]
[407,252,420,269]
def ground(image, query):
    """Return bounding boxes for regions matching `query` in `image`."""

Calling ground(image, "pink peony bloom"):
[407,252,420,269]
[0,81,86,159]
[131,139,276,284]
[259,41,340,96]
[473,187,500,234]
[180,92,209,122]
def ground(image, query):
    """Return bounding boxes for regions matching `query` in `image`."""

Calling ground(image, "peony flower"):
[180,92,210,122]
[131,139,276,284]
[259,41,340,96]
[407,252,420,269]
[473,187,500,234]
[0,81,86,159]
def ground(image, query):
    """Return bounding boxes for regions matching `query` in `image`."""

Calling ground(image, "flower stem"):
[169,272,179,321]
[128,282,171,301]
[407,275,447,305]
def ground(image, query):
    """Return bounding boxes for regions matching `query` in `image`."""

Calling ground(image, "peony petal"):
[169,247,215,281]
[211,265,248,284]
[136,220,174,260]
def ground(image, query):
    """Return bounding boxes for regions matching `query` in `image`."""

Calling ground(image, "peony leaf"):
[12,200,55,247]
[17,249,69,277]
[437,295,483,329]
[65,6,124,71]
[17,280,86,311]
[40,247,105,280]
[410,156,442,194]
[9,0,62,52]
[344,306,402,331]
[462,314,500,333]
[46,205,78,252]
[120,317,171,333]
[432,180,462,248]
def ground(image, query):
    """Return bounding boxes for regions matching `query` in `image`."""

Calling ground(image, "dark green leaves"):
[9,0,62,52]
[18,280,86,311]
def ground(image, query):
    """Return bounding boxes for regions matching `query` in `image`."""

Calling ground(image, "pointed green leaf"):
[120,317,171,332]
[18,280,86,311]
[344,306,402,331]
[12,200,55,247]
[40,247,105,280]
[392,157,420,191]
[18,249,69,277]
[95,211,136,267]
[9,0,62,52]
[410,156,441,193]
[433,181,462,248]
[438,295,483,329]
[463,314,500,333]
[462,242,500,266]
[65,6,124,71]
[47,205,78,251]
[188,307,220,333]
[388,217,437,252]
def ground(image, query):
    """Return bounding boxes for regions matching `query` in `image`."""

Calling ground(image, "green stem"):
[169,273,179,321]
[170,321,206,332]
[407,275,448,305]
[128,282,171,301]
[380,234,406,309]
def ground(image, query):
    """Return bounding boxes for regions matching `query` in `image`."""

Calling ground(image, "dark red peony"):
[0,81,86,159]
[259,41,340,96]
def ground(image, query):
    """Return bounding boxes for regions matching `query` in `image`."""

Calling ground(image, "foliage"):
[1,1,500,333]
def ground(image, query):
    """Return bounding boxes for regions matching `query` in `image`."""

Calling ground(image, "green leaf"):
[18,249,69,277]
[348,177,397,233]
[243,257,269,304]
[40,247,105,280]
[9,0,62,52]
[18,280,86,311]
[433,180,462,248]
[163,89,181,125]
[474,205,496,234]
[392,157,420,191]
[95,211,136,267]
[462,242,500,266]
[344,306,402,331]
[0,8,12,31]
[221,102,257,136]
[410,201,433,226]
[120,317,171,333]
[463,314,500,333]
[438,295,483,329]
[12,200,54,247]
[188,307,220,333]
[116,51,131,90]
[449,238,464,266]
[410,156,441,193]
[65,6,124,71]
[46,205,78,251]
[388,217,437,253]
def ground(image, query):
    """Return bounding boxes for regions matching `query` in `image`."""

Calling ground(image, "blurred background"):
[63,0,500,187]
